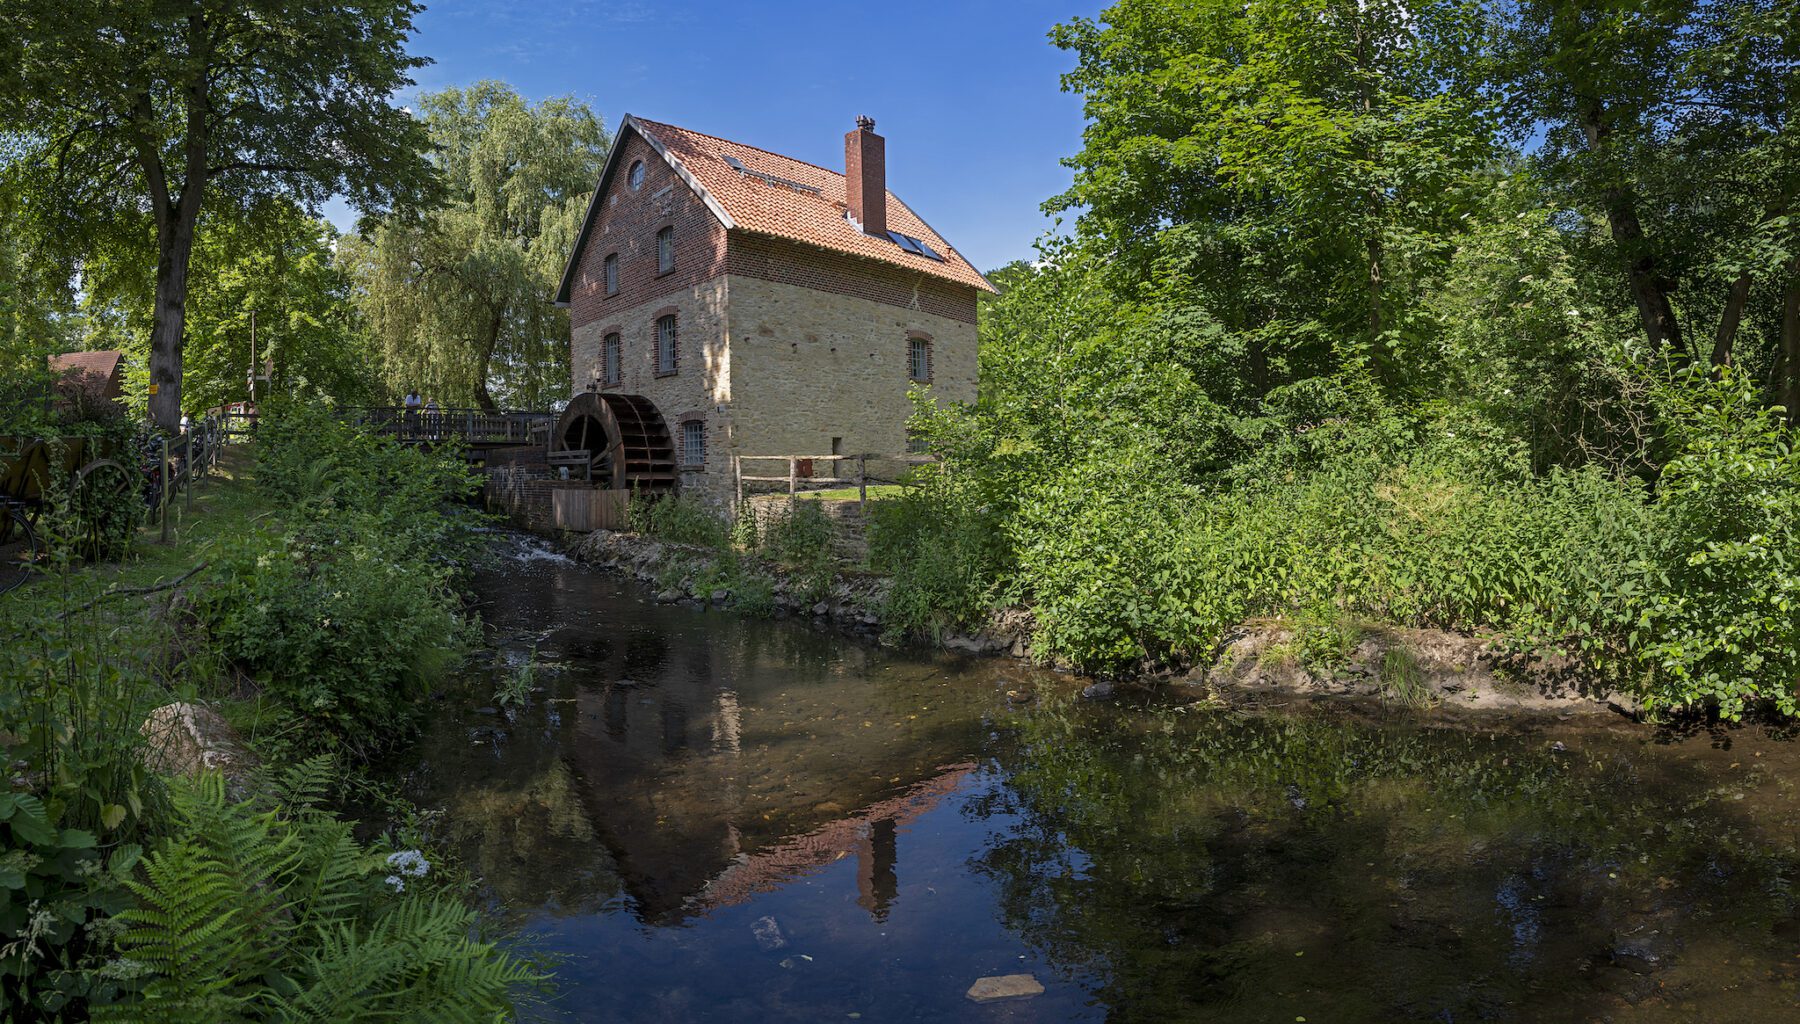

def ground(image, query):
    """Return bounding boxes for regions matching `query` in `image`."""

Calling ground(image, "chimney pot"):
[845,117,886,237]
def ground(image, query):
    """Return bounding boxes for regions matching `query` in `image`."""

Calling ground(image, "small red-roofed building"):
[554,115,992,503]
[47,350,127,414]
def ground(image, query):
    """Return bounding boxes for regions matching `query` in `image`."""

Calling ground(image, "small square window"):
[604,253,618,296]
[681,420,705,467]
[657,227,674,274]
[657,315,678,374]
[830,436,842,456]
[908,337,931,382]
[602,333,621,385]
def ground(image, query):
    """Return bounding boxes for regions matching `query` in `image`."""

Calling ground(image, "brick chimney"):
[845,115,886,237]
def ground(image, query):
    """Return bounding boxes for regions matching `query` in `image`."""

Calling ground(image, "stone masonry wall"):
[724,273,978,460]
[571,276,731,501]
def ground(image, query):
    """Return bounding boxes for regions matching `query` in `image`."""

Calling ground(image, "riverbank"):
[0,412,536,1019]
[393,528,1800,1023]
[563,526,1636,720]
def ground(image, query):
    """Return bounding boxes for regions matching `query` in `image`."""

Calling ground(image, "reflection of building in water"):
[558,628,979,923]
[695,765,973,920]
[858,817,899,921]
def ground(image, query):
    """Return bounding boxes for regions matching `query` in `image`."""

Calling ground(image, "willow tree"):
[351,82,608,410]
[0,0,438,431]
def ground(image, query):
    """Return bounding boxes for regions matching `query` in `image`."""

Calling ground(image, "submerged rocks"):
[1081,680,1117,701]
[965,974,1044,1003]
[751,915,787,951]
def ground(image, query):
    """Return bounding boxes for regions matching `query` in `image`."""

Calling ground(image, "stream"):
[382,534,1800,1023]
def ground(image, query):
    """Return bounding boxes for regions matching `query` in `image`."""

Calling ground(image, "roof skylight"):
[886,230,945,262]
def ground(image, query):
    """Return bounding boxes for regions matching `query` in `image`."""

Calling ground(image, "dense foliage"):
[0,0,438,430]
[195,401,481,753]
[875,0,1800,719]
[102,770,534,1023]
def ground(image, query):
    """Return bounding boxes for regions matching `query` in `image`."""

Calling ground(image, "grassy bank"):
[0,403,536,1020]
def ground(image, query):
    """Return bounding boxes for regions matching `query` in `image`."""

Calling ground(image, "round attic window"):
[628,160,645,190]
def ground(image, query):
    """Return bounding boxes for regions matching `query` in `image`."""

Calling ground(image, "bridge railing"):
[341,407,555,447]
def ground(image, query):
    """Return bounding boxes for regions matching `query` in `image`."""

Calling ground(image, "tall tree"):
[349,82,607,410]
[1050,0,1500,405]
[1502,0,1800,372]
[0,0,438,430]
[81,201,383,414]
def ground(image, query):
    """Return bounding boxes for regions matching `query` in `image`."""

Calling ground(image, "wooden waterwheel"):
[549,392,677,492]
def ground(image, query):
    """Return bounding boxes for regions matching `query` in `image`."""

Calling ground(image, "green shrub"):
[755,500,837,604]
[1610,371,1800,719]
[0,793,146,1017]
[191,399,481,755]
[628,493,729,548]
[195,520,472,755]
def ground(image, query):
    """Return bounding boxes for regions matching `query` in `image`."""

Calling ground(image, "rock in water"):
[966,974,1044,1003]
[751,915,787,951]
[1080,681,1116,701]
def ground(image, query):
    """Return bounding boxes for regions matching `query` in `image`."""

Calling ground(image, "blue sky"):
[327,0,1106,273]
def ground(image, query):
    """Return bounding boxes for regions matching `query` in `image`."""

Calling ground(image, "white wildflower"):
[386,849,430,878]
[385,874,405,893]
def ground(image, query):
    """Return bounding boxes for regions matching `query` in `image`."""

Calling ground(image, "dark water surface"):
[386,536,1800,1023]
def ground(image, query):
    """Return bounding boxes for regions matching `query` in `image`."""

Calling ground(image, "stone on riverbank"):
[140,701,256,796]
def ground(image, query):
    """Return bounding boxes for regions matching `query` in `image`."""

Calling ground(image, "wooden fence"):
[732,453,937,507]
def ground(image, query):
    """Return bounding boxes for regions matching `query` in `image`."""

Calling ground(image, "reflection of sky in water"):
[385,534,1800,1024]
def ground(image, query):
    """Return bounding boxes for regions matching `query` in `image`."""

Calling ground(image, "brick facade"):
[561,118,985,510]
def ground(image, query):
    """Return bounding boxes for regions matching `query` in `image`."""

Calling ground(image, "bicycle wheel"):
[0,505,42,594]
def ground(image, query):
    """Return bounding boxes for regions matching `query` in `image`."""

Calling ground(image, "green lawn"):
[2,443,270,637]
[791,483,907,502]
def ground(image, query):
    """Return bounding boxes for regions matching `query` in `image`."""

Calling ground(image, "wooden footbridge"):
[339,407,557,450]
[338,396,680,494]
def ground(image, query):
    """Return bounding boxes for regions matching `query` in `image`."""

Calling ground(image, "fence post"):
[734,455,743,505]
[787,457,796,499]
[184,433,193,512]
[159,436,170,544]
[858,454,867,508]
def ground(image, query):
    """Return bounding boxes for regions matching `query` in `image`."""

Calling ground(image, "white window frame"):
[657,315,678,374]
[657,226,674,274]
[908,337,931,382]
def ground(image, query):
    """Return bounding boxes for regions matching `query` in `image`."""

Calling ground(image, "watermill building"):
[553,114,994,505]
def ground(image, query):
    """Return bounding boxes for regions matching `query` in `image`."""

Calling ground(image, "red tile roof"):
[557,115,994,304]
[48,350,123,380]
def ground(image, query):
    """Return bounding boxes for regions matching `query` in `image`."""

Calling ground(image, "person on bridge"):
[403,389,422,440]
[424,397,440,440]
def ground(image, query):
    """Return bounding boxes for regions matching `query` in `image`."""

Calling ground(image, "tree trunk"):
[1782,258,1800,425]
[143,16,211,433]
[148,214,197,431]
[1711,272,1752,369]
[475,308,503,412]
[1579,101,1685,362]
